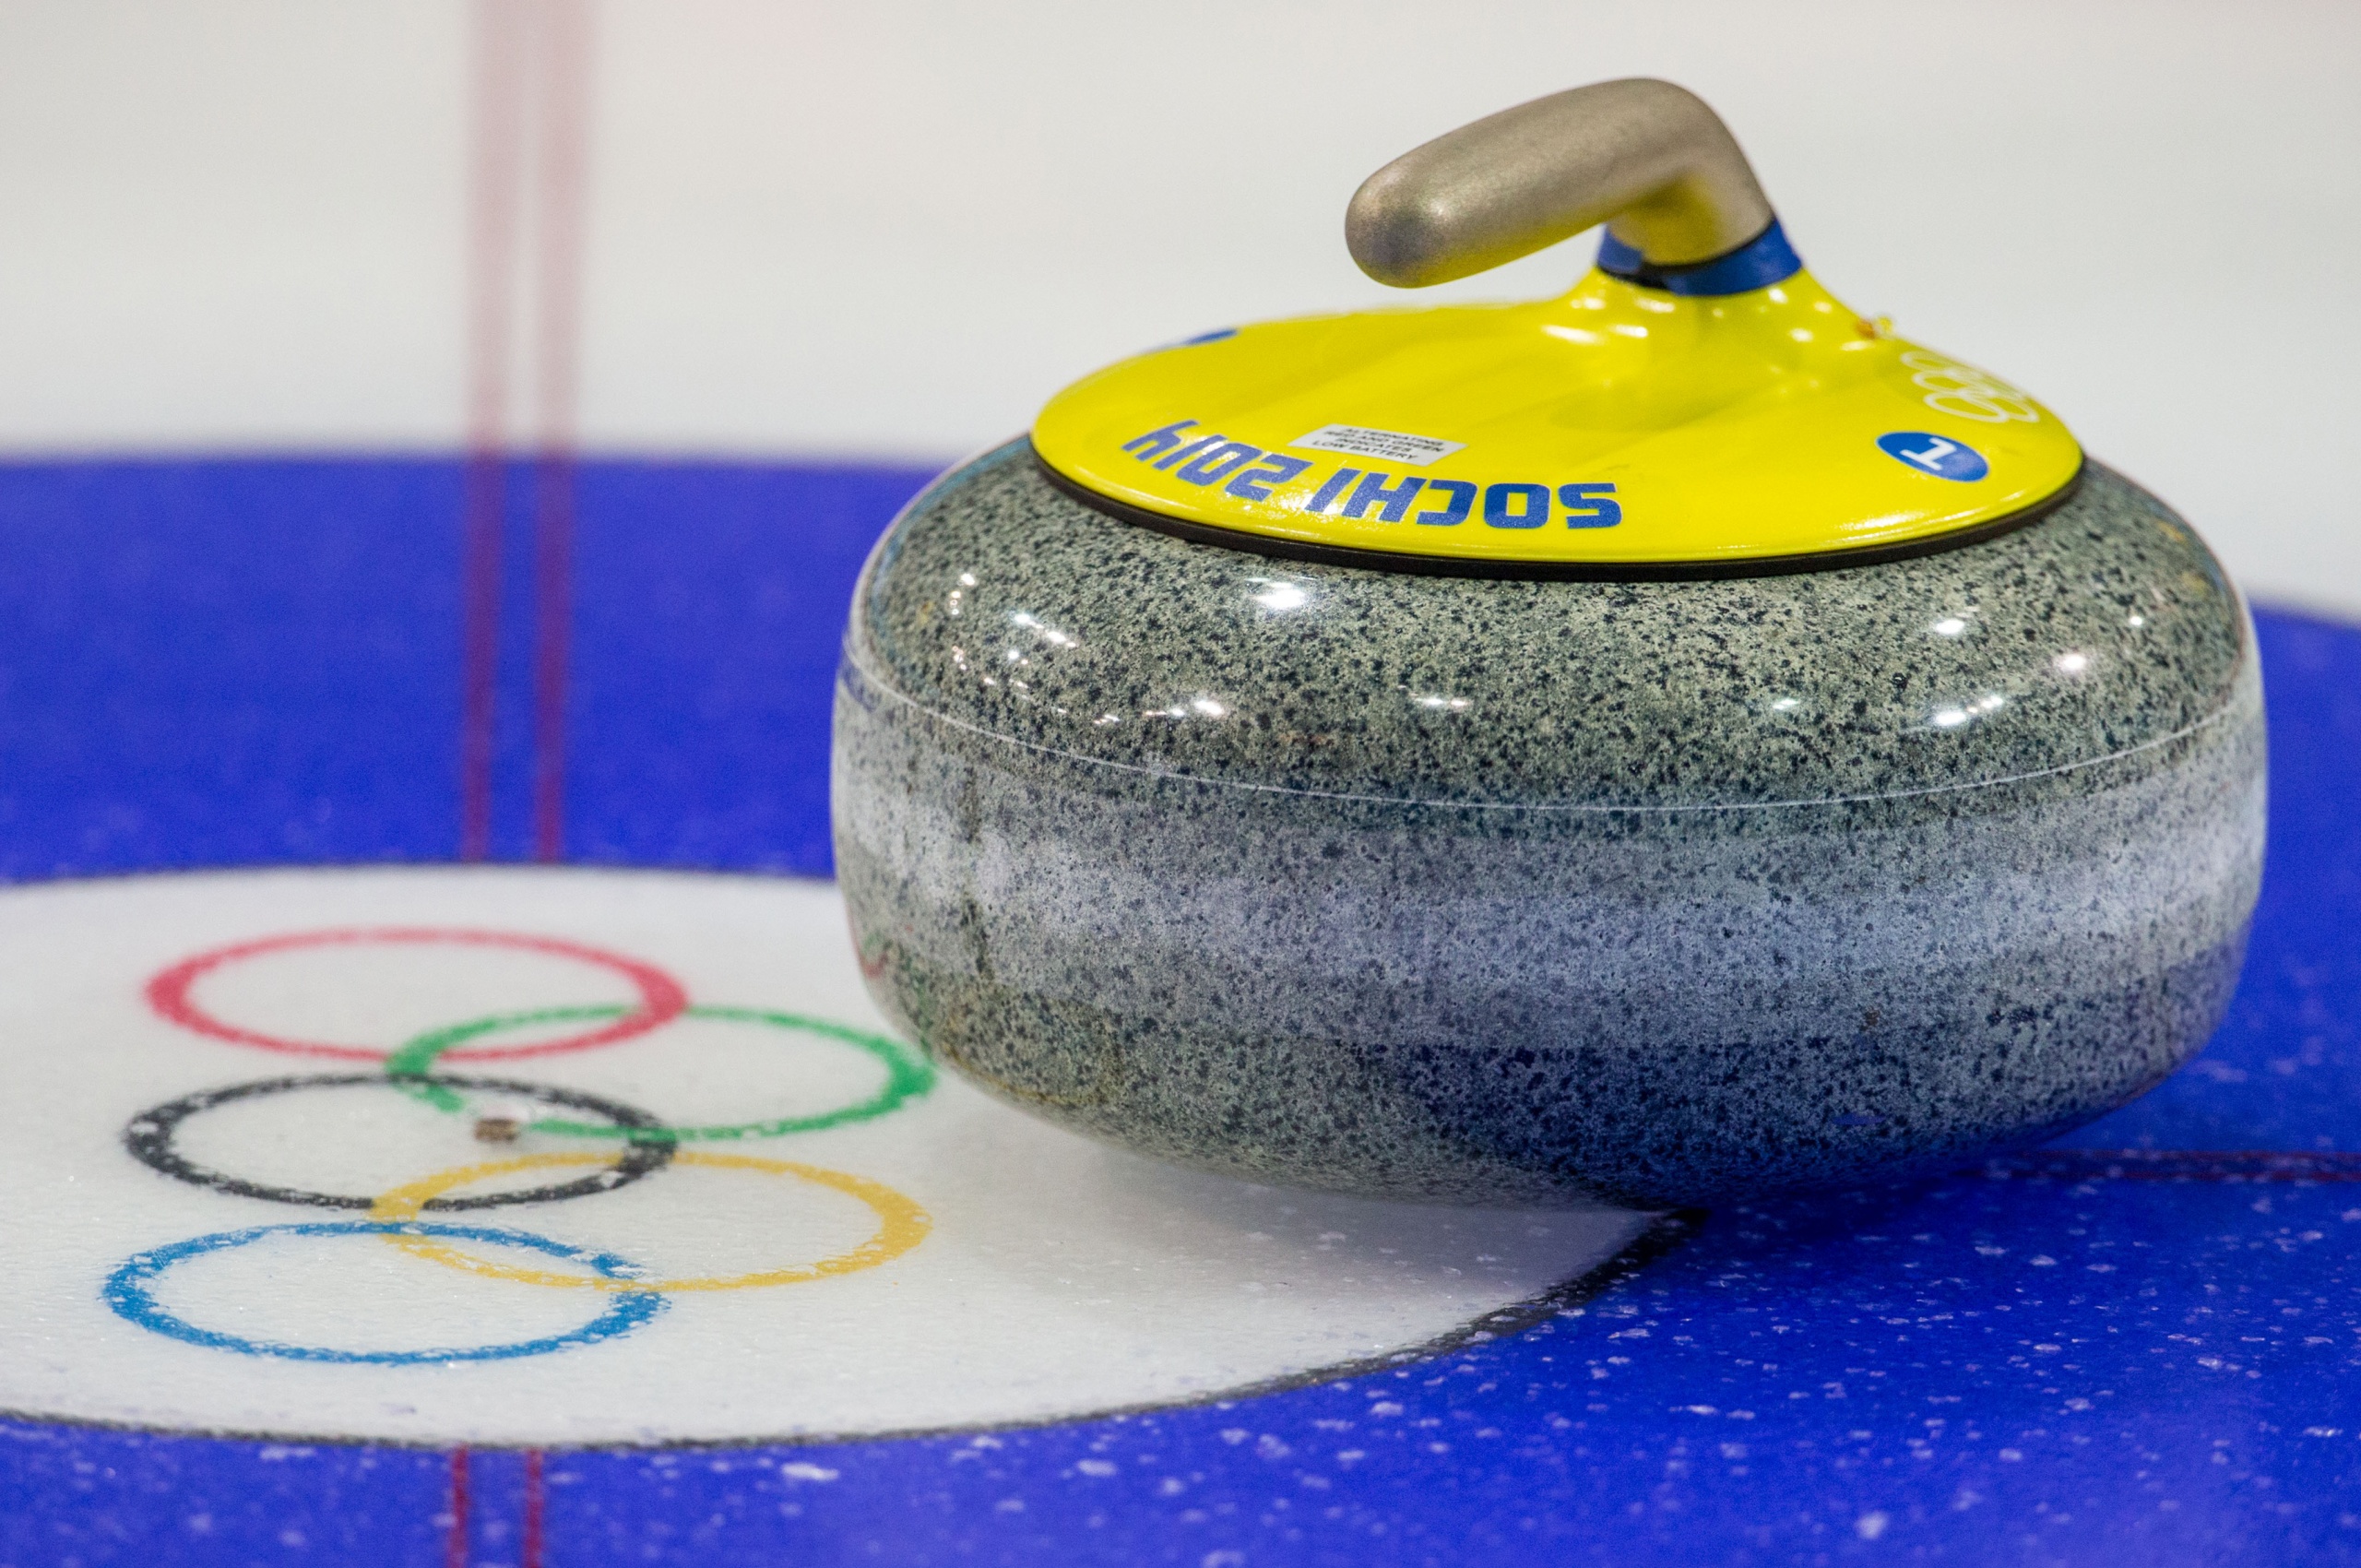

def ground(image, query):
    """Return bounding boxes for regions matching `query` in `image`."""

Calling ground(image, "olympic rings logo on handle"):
[1898,350,2042,425]
[109,927,936,1364]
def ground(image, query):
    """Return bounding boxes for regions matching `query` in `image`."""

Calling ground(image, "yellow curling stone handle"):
[1033,79,2083,573]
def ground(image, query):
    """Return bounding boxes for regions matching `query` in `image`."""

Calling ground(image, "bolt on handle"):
[1347,79,1777,289]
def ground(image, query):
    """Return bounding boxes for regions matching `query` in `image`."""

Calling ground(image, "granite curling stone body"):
[832,80,2265,1209]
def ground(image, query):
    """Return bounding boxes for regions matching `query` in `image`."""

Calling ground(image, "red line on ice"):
[522,1447,547,1568]
[530,0,593,864]
[445,1446,472,1568]
[460,0,529,861]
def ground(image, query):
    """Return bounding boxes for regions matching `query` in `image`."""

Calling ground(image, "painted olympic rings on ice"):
[145,927,690,1063]
[384,1004,933,1141]
[104,1222,668,1363]
[108,926,935,1362]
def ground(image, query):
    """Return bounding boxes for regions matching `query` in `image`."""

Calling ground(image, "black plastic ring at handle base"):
[1036,448,2087,584]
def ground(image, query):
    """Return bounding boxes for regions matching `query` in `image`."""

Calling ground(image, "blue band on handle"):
[1596,218,1802,296]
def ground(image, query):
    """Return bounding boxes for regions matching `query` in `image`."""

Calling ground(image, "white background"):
[0,1,2353,610]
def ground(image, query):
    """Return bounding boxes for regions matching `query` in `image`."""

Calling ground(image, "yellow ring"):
[365,1150,930,1292]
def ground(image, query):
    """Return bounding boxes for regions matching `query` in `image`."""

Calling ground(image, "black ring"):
[124,1073,678,1212]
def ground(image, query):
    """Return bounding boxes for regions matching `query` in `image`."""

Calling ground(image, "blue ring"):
[104,1221,667,1363]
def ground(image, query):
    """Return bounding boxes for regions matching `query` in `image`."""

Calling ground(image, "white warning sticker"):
[1287,423,1465,467]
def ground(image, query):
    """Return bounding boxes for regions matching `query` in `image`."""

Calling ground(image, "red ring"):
[145,928,690,1063]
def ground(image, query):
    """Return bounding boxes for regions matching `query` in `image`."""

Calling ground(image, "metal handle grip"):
[1346,79,1775,288]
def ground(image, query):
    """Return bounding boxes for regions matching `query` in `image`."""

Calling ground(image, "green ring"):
[386,1005,933,1141]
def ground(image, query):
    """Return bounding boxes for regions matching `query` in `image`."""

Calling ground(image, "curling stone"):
[831,79,2264,1208]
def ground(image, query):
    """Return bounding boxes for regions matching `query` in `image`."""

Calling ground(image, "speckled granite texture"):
[831,440,2265,1207]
